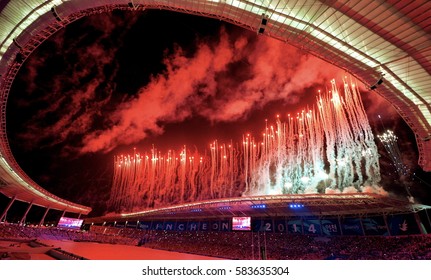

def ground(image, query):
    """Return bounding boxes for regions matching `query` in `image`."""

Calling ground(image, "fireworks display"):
[108,80,381,212]
[377,128,412,199]
[377,129,409,177]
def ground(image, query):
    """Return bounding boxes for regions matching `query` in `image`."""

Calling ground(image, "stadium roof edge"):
[84,194,431,224]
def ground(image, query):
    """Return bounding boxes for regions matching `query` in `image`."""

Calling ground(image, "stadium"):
[1,0,431,260]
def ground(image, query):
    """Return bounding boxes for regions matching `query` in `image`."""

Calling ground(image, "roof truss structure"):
[85,193,431,223]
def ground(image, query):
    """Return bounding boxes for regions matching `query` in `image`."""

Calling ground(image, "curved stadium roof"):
[84,193,431,223]
[0,0,430,213]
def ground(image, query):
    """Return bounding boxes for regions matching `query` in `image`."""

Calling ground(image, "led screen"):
[232,217,251,231]
[57,217,84,229]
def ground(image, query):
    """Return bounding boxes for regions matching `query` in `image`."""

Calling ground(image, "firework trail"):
[377,130,408,177]
[377,129,412,199]
[108,80,381,212]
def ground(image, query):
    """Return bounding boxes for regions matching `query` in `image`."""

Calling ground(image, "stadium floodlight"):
[251,204,266,209]
[289,203,304,209]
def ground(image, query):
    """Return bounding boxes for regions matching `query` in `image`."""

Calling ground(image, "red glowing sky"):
[14,11,348,155]
[6,10,428,214]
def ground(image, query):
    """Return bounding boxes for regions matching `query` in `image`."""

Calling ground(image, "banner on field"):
[303,218,321,235]
[274,219,288,233]
[125,222,138,228]
[321,218,341,236]
[209,220,230,231]
[164,221,176,231]
[362,216,388,236]
[387,213,420,235]
[340,218,363,236]
[151,221,164,231]
[251,219,261,232]
[287,219,303,234]
[187,221,200,231]
[262,219,274,232]
[138,221,152,230]
[418,210,431,234]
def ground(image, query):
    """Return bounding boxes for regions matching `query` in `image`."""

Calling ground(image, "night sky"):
[5,10,431,216]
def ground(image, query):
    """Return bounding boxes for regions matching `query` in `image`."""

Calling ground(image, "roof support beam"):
[0,195,15,222]
[38,207,50,227]
[19,201,33,226]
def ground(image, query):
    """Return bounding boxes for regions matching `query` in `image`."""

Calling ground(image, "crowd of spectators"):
[144,231,252,259]
[0,223,138,246]
[263,233,431,260]
[138,230,431,260]
[1,222,431,259]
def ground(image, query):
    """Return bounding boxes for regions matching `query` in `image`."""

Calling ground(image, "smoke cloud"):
[15,14,343,156]
[14,12,138,155]
[79,28,343,154]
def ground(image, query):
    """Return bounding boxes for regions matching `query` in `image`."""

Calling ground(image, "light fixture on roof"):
[251,204,266,209]
[257,14,269,34]
[12,38,22,50]
[51,5,62,22]
[289,203,304,208]
[370,73,385,90]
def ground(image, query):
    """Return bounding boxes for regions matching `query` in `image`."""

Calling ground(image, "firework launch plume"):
[377,129,413,200]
